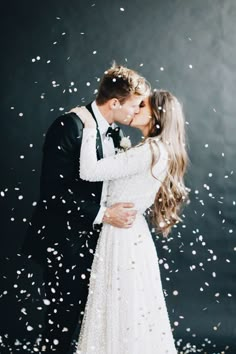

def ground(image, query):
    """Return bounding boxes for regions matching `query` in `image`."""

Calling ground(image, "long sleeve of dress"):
[80,128,168,182]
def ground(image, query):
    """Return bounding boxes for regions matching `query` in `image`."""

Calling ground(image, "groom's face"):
[113,94,145,125]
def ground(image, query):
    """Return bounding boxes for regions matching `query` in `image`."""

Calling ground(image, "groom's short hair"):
[96,63,150,105]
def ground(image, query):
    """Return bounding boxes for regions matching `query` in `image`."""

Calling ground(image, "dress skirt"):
[76,214,177,354]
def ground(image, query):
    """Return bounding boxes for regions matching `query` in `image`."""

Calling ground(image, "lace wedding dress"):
[76,128,177,354]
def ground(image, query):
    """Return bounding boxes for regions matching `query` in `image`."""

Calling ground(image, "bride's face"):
[129,97,152,130]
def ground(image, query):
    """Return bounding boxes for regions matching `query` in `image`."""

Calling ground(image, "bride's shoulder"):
[145,136,165,149]
[148,137,169,161]
[133,137,167,156]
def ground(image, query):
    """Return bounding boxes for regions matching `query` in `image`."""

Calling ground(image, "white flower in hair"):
[120,136,131,150]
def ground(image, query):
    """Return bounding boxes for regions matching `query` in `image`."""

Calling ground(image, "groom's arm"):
[93,206,107,225]
[39,113,101,227]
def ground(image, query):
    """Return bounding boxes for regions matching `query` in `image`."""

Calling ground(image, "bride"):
[70,89,189,354]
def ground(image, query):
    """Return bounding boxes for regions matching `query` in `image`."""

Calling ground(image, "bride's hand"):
[69,106,96,128]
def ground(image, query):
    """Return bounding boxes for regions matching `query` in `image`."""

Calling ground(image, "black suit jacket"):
[21,103,122,266]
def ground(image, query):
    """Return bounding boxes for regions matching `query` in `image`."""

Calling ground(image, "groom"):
[21,63,150,353]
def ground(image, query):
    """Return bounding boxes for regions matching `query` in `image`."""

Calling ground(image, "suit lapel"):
[86,103,104,160]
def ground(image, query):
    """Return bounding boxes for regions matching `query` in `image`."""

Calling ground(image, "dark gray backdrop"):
[0,0,235,353]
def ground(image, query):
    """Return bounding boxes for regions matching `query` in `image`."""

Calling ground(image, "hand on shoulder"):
[69,106,96,128]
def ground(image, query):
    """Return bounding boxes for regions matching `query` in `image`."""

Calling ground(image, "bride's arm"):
[69,106,167,182]
[80,128,152,181]
[81,127,168,182]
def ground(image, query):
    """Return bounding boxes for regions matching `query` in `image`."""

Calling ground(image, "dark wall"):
[1,0,236,353]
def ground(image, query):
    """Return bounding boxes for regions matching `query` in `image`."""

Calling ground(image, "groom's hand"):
[102,203,137,228]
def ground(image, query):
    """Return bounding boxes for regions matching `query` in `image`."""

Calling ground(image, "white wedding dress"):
[76,128,177,354]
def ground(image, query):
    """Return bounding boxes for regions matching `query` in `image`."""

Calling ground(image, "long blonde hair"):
[147,89,189,237]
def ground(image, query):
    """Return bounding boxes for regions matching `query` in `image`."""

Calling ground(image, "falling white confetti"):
[27,325,33,331]
[43,299,51,305]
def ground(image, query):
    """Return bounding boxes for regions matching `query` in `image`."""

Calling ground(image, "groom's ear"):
[110,98,121,110]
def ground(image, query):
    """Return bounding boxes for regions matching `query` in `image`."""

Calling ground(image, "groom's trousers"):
[38,228,101,353]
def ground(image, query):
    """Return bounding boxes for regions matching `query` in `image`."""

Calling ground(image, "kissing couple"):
[22,62,189,353]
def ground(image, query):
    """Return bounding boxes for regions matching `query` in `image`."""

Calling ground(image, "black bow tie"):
[105,126,121,148]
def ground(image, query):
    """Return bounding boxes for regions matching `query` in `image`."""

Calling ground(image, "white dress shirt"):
[91,100,117,225]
